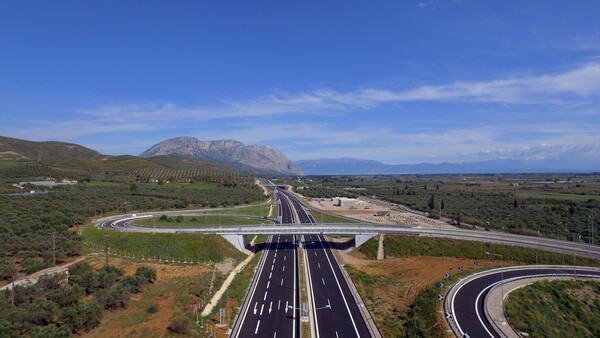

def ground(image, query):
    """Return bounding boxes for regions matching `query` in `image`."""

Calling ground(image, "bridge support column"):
[221,234,248,252]
[354,234,377,248]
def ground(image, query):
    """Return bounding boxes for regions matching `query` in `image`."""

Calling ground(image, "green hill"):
[0,135,104,161]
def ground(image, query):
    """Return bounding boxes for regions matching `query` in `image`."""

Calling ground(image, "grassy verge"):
[207,204,272,217]
[83,225,245,263]
[506,279,600,337]
[132,215,266,228]
[308,210,360,223]
[362,234,598,266]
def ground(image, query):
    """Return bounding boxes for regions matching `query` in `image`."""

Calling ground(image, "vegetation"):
[308,210,359,223]
[83,226,245,263]
[360,235,598,266]
[284,174,600,241]
[506,280,600,337]
[0,261,157,336]
[131,215,266,228]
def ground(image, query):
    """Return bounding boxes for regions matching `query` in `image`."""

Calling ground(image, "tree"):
[32,324,71,338]
[129,183,138,193]
[21,299,57,325]
[514,198,519,208]
[428,194,435,210]
[47,285,84,308]
[61,302,103,332]
[134,266,157,284]
[95,287,130,309]
[175,215,184,223]
[159,215,168,222]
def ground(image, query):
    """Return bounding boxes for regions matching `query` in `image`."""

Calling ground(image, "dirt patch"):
[215,258,235,274]
[86,256,210,280]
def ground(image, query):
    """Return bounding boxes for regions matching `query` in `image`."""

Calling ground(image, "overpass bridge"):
[99,217,600,259]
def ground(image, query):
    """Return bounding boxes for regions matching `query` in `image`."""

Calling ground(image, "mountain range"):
[294,158,600,175]
[139,137,304,175]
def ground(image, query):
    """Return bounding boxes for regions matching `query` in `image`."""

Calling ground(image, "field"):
[308,210,360,223]
[132,215,267,228]
[505,279,600,337]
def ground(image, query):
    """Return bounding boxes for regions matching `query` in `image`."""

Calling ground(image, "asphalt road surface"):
[453,267,600,337]
[280,190,372,338]
[234,189,300,338]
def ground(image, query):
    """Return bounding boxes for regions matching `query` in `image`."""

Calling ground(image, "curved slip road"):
[450,266,600,338]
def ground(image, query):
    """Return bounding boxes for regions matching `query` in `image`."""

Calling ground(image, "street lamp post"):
[486,252,504,322]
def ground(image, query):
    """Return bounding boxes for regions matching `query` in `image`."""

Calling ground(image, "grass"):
[131,215,266,228]
[517,192,600,201]
[83,225,245,263]
[506,279,600,337]
[207,204,272,217]
[308,210,360,223]
[363,234,599,266]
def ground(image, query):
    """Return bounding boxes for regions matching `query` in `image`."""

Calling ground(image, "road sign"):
[438,294,444,300]
[302,303,308,313]
[474,261,478,266]
[445,312,452,319]
[445,273,450,278]
[458,266,463,271]
[439,283,445,288]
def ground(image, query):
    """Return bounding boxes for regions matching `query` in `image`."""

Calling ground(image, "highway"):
[233,189,300,337]
[449,266,600,337]
[279,189,373,338]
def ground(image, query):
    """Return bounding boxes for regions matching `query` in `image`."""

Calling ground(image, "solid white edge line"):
[234,235,272,338]
[319,234,361,337]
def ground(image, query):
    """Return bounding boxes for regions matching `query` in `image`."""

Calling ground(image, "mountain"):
[295,158,600,175]
[0,136,104,161]
[139,137,304,175]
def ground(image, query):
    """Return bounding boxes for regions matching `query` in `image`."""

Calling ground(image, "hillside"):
[0,135,104,161]
[140,137,304,175]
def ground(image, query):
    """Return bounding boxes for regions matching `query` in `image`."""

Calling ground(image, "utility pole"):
[51,232,56,266]
[439,200,442,230]
[104,235,109,267]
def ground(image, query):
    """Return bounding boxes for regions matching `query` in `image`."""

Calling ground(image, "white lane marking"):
[283,266,285,272]
[284,256,286,261]
[274,333,277,338]
[269,272,272,279]
[318,263,321,269]
[264,291,268,301]
[328,299,331,309]
[278,299,281,310]
[267,281,270,289]
[253,302,258,314]
[335,332,339,338]
[255,320,260,334]
[318,235,360,337]
[273,258,275,264]
[271,265,274,271]
[274,253,277,258]
[322,278,325,285]
[260,304,264,315]
[269,301,273,314]
[475,283,499,337]
[281,278,284,286]
[285,300,288,313]
[235,235,272,338]
[314,252,317,256]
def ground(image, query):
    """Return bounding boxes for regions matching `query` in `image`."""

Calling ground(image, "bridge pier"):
[221,234,248,252]
[354,233,377,248]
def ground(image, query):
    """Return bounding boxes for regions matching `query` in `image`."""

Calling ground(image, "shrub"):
[147,304,159,314]
[69,271,98,294]
[38,272,67,291]
[68,261,93,276]
[169,316,191,335]
[20,299,57,325]
[118,275,146,294]
[134,266,157,284]
[95,287,130,309]
[61,302,103,332]
[32,324,72,338]
[159,215,168,221]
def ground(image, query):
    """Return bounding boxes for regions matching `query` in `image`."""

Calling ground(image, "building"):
[333,197,366,207]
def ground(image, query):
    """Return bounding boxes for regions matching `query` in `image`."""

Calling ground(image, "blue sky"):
[1,1,599,165]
